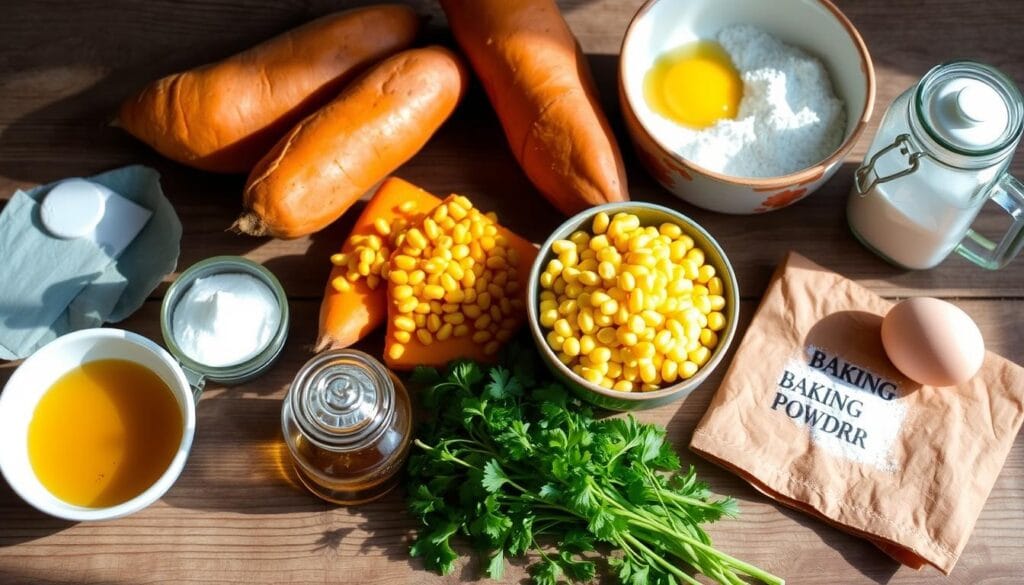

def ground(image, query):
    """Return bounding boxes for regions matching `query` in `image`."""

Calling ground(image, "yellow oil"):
[644,40,742,129]
[27,359,183,508]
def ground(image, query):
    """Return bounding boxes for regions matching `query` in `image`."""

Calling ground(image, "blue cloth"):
[0,165,181,359]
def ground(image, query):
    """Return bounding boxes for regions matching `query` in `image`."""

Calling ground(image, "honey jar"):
[280,349,412,505]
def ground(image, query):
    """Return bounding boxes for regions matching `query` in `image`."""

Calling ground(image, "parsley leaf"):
[407,342,784,585]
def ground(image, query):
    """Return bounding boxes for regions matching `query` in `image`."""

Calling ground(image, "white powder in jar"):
[653,25,847,178]
[171,273,281,368]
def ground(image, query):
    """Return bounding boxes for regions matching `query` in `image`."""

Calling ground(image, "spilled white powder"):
[653,25,847,178]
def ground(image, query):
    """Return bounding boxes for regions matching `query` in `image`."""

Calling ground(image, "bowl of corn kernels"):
[526,202,739,410]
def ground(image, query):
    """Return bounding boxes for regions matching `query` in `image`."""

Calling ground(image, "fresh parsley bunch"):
[406,345,784,585]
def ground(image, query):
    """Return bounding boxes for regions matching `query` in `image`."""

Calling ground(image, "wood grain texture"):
[0,1,1022,584]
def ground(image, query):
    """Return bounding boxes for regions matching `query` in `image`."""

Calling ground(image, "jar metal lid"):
[288,349,395,451]
[160,256,290,389]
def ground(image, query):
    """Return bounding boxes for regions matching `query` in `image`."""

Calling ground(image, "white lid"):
[40,179,106,239]
[927,77,1010,150]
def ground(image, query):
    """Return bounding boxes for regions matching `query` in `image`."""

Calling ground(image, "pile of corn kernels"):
[537,211,727,392]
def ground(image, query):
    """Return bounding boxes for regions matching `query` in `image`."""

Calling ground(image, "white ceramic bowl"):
[619,0,875,214]
[0,329,196,521]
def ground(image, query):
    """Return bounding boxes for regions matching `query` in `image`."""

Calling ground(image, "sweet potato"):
[117,5,419,173]
[439,0,629,215]
[234,46,468,238]
[315,178,442,352]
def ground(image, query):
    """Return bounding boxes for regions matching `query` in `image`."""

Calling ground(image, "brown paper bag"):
[690,251,1024,573]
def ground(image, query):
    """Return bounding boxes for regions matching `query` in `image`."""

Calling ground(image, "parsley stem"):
[621,533,704,585]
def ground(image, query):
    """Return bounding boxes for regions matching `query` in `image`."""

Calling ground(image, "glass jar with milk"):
[848,61,1024,270]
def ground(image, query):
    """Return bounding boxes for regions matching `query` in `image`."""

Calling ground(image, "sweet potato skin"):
[118,5,419,173]
[235,46,468,238]
[439,0,628,214]
[315,178,442,352]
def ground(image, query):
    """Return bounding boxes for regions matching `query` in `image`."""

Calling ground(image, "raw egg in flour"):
[644,40,742,129]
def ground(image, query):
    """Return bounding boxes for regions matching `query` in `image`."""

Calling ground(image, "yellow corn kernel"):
[693,295,713,315]
[394,316,416,332]
[563,337,581,357]
[600,299,619,316]
[426,313,441,333]
[707,312,726,332]
[617,328,639,347]
[634,341,656,360]
[680,361,699,379]
[389,270,409,285]
[484,340,501,355]
[708,276,723,296]
[388,343,405,360]
[689,346,711,367]
[408,270,426,285]
[579,335,596,355]
[414,302,432,315]
[397,297,418,314]
[577,310,596,334]
[422,284,445,300]
[699,328,718,348]
[394,330,412,344]
[697,264,716,284]
[579,367,603,384]
[596,327,617,345]
[553,318,573,338]
[592,212,610,234]
[551,240,575,255]
[454,324,470,337]
[405,228,428,250]
[598,261,617,280]
[709,295,726,311]
[412,328,431,345]
[639,361,659,385]
[474,330,493,344]
[331,276,351,293]
[661,360,679,384]
[613,380,634,392]
[475,314,493,331]
[393,254,416,271]
[686,248,705,266]
[618,271,636,292]
[393,284,414,300]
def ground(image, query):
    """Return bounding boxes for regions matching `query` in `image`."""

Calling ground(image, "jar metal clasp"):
[854,134,926,195]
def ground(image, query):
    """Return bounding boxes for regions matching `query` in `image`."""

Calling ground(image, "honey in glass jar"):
[281,349,412,505]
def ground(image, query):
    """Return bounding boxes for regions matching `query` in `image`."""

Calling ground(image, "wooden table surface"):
[1,1,1022,583]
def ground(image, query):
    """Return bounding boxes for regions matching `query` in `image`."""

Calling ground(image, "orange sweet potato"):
[117,5,419,173]
[439,0,629,215]
[315,178,441,352]
[234,46,468,238]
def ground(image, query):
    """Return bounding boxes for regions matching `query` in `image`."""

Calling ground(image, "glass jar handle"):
[955,174,1024,269]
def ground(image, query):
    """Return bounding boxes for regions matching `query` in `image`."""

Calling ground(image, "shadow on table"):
[772,504,902,584]
[0,481,77,547]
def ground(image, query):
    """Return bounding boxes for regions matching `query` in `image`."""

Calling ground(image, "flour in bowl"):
[652,25,846,178]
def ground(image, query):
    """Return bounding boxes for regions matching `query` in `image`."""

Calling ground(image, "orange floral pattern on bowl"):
[754,188,808,213]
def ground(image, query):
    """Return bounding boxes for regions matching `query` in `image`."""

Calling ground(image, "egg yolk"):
[644,41,742,129]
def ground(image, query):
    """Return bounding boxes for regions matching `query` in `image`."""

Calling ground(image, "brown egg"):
[880,297,985,387]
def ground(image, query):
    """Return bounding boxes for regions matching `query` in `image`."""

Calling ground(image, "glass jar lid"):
[288,349,394,451]
[915,61,1023,159]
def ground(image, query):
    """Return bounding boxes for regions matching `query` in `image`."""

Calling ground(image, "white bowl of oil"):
[619,0,876,214]
[0,329,196,521]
